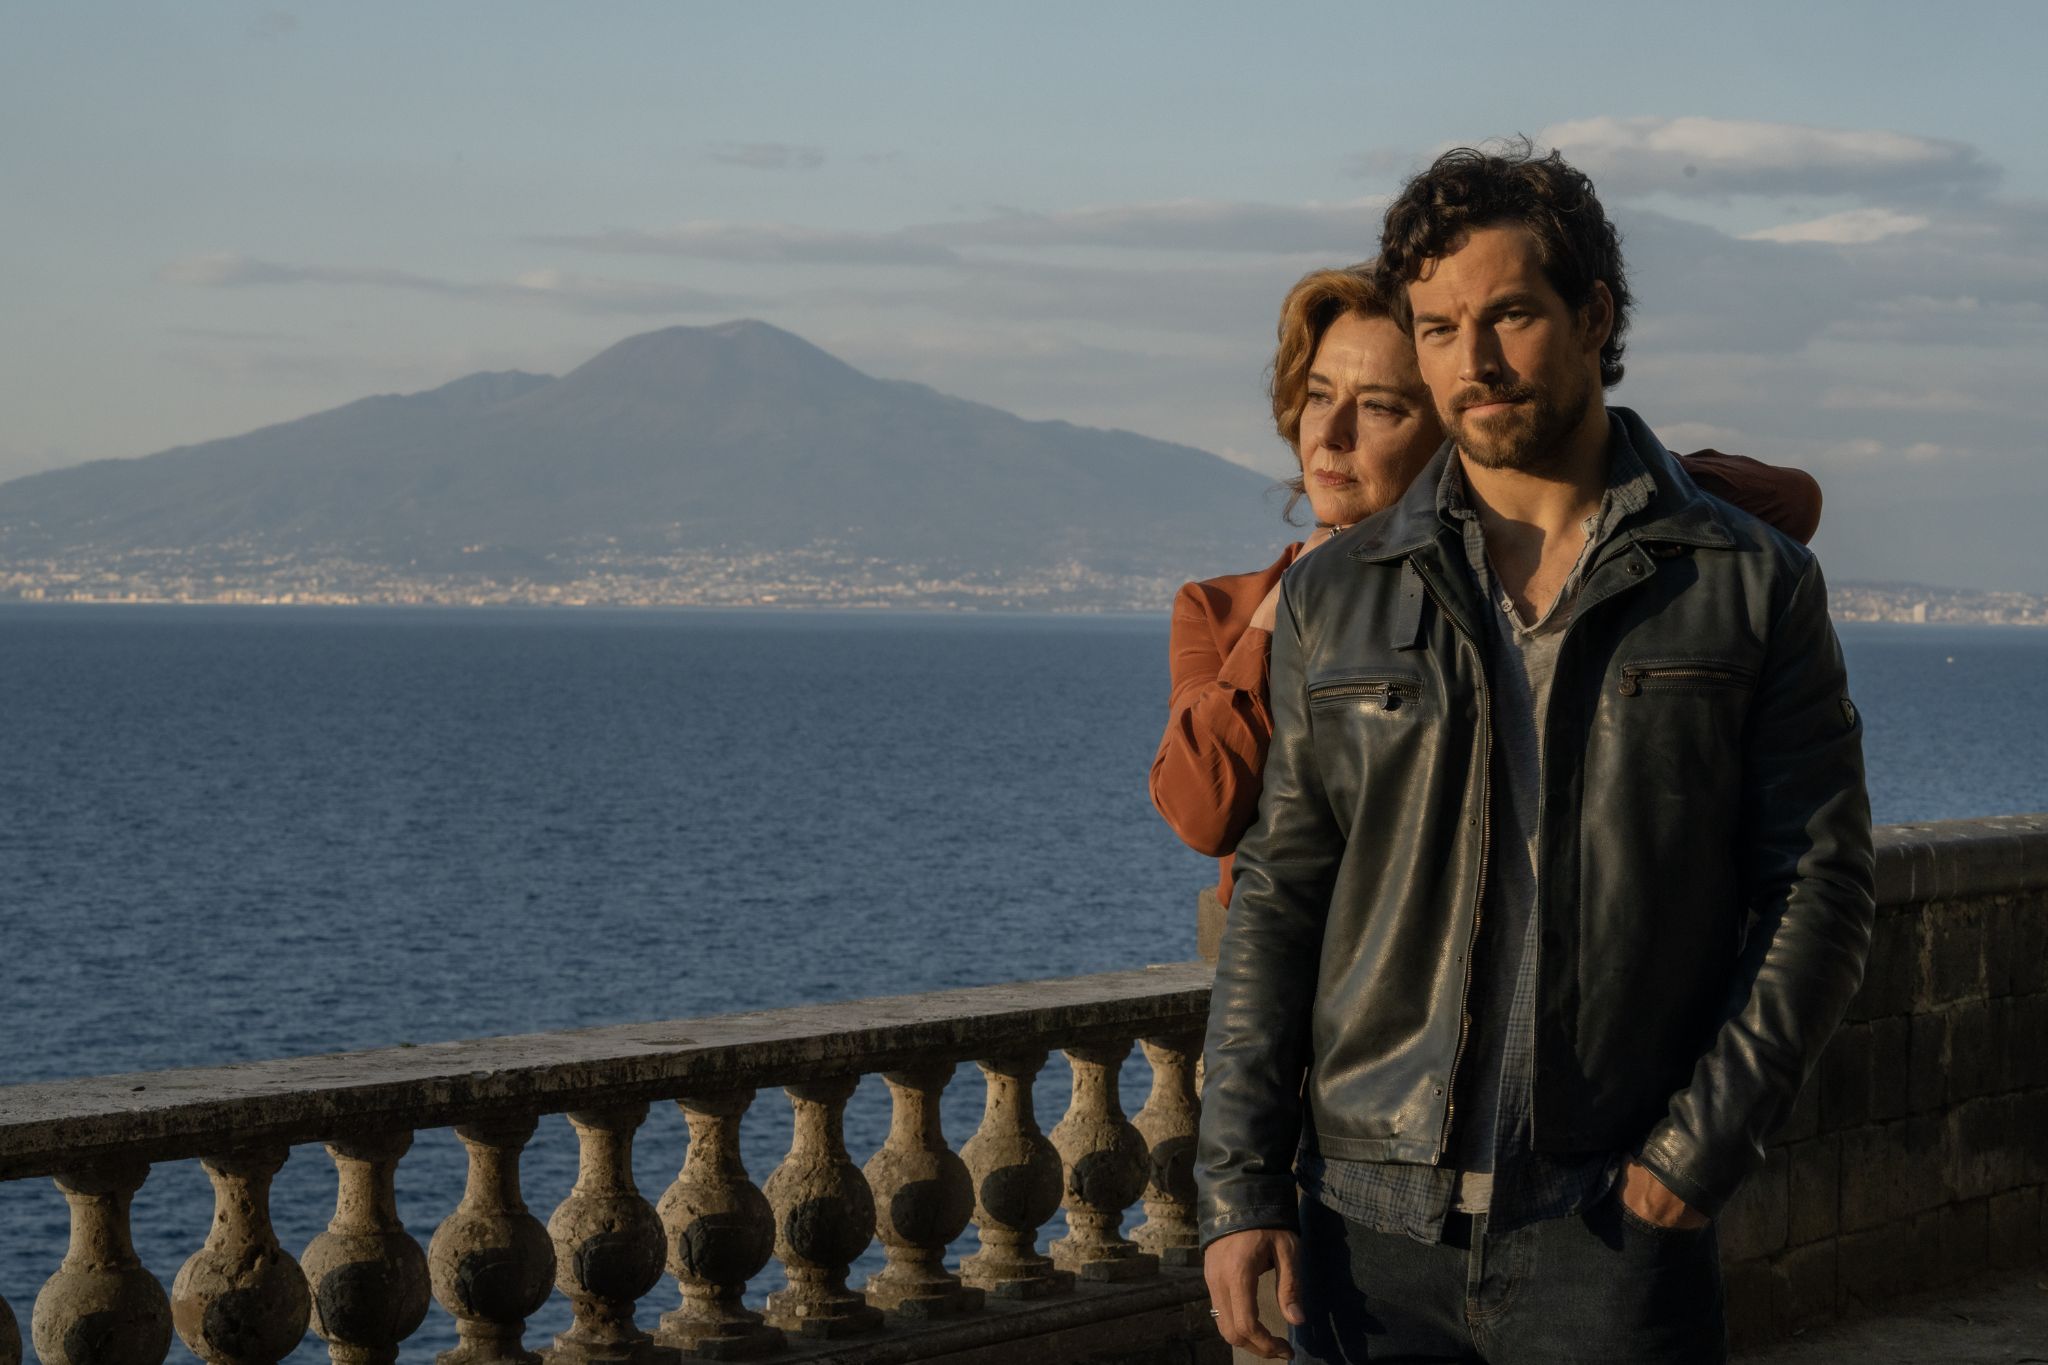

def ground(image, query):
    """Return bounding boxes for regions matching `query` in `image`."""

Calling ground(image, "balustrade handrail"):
[0,961,1213,1181]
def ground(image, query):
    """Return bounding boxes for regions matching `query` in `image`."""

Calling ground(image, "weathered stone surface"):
[1849,912,1917,1022]
[1905,1010,1947,1114]
[1771,1238,1837,1334]
[655,1091,782,1359]
[0,1291,18,1365]
[1050,1043,1158,1284]
[547,1107,665,1365]
[1819,1023,1874,1132]
[428,1117,553,1365]
[301,1132,429,1365]
[1723,1257,1773,1356]
[1986,1185,2041,1269]
[764,1077,883,1338]
[1944,1000,1992,1102]
[1720,1149,1789,1261]
[0,965,1216,1182]
[1785,1137,1840,1247]
[864,1066,982,1320]
[1936,1198,1990,1287]
[1923,903,1987,1008]
[961,1053,1070,1301]
[171,1148,308,1365]
[30,1160,172,1365]
[1868,1017,1912,1121]
[1131,1035,1201,1269]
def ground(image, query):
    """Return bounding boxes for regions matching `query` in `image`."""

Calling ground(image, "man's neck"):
[1458,398,1611,624]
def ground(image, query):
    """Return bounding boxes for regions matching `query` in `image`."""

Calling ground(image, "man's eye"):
[1421,325,1453,340]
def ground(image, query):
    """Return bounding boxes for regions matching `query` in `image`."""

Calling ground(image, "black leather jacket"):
[1196,410,1874,1244]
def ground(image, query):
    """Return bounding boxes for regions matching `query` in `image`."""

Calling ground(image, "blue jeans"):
[1293,1191,1727,1364]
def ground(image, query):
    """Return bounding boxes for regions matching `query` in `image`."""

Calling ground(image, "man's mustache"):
[1449,382,1538,412]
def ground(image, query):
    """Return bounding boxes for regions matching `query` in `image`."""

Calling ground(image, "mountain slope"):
[0,321,1290,578]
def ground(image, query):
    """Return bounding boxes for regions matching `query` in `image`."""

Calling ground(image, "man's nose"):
[1458,327,1504,383]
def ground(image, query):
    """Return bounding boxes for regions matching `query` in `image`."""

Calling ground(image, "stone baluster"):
[0,1288,17,1365]
[1131,1034,1202,1267]
[762,1076,882,1338]
[546,1106,668,1365]
[653,1091,783,1359]
[428,1116,556,1365]
[31,1159,172,1365]
[1049,1041,1159,1281]
[172,1147,311,1365]
[301,1131,432,1365]
[958,1051,1070,1299]
[862,1065,982,1319]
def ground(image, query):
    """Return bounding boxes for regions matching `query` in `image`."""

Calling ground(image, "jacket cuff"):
[1636,1134,1733,1219]
[1214,626,1273,694]
[1198,1202,1300,1249]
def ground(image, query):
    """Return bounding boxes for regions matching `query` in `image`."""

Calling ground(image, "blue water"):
[0,606,2042,1360]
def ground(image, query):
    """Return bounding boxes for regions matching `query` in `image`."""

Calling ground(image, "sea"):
[1,604,2043,1360]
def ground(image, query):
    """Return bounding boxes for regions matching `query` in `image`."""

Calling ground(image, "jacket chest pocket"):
[1309,673,1424,714]
[1615,658,1757,697]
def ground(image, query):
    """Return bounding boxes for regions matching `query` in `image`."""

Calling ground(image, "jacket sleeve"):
[1678,449,1824,545]
[1194,579,1344,1243]
[1637,556,1875,1215]
[1148,582,1276,857]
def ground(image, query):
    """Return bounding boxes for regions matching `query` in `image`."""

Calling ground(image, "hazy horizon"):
[6,3,2047,590]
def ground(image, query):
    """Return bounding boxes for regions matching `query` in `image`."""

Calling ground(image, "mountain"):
[0,322,1291,596]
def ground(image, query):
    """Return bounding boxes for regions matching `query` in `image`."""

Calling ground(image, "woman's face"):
[1297,311,1444,527]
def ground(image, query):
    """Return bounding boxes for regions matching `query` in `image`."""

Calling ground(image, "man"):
[1197,142,1874,1364]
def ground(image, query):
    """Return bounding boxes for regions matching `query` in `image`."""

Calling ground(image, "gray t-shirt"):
[1447,435,1654,1210]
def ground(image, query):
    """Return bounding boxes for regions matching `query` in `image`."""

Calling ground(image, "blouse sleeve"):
[1677,449,1824,545]
[1148,581,1277,858]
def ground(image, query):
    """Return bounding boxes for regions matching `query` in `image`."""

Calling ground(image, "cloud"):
[1537,116,2000,199]
[706,142,824,171]
[537,222,958,266]
[1826,294,2048,347]
[544,199,1388,264]
[159,253,745,315]
[1743,208,1931,245]
[935,199,1387,254]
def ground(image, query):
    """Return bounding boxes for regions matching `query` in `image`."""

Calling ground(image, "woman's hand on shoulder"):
[1249,529,1336,634]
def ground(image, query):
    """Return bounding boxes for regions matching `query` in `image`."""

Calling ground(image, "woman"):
[1151,264,1822,954]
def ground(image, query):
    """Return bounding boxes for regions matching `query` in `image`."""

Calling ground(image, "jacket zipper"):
[1617,662,1753,696]
[1412,571,1488,1163]
[1308,677,1422,711]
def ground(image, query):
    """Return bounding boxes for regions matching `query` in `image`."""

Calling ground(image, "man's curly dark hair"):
[1377,138,1632,388]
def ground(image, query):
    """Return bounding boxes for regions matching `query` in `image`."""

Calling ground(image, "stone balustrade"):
[0,964,1221,1365]
[8,816,2041,1363]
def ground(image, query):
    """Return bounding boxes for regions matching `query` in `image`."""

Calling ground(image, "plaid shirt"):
[1298,424,1657,1241]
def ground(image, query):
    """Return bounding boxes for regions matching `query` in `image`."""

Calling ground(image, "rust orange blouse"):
[1149,450,1824,906]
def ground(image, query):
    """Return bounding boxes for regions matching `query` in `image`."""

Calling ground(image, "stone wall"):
[1718,814,2048,1351]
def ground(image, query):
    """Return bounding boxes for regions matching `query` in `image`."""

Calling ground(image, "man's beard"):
[1440,373,1592,472]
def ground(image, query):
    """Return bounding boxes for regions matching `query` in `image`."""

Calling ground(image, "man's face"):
[1404,224,1610,472]
[1296,310,1443,526]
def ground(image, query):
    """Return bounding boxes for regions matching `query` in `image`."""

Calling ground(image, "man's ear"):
[1580,280,1615,355]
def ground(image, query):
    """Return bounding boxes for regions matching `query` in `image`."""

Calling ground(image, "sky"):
[4,1,2046,589]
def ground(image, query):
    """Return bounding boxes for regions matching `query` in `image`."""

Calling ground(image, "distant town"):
[3,544,2046,622]
[0,543,1186,613]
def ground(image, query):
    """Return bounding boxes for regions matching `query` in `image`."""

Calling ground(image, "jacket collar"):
[1343,405,1735,568]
